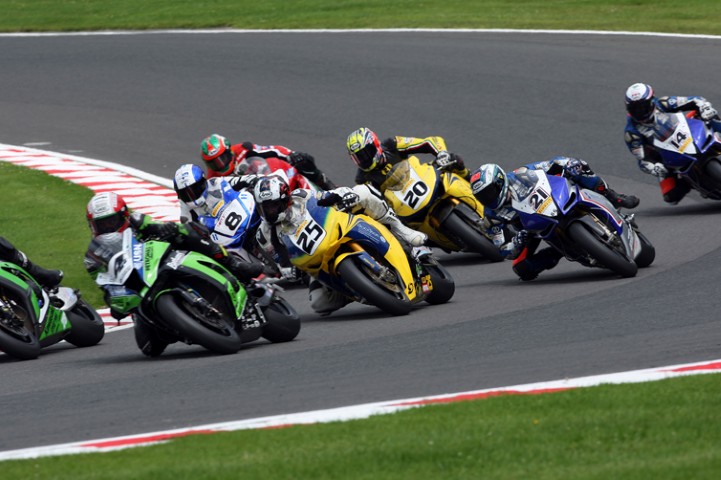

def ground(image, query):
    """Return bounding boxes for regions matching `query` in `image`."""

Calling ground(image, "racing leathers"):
[0,236,63,288]
[208,141,336,190]
[624,95,721,203]
[485,156,638,281]
[84,211,262,320]
[355,135,471,190]
[255,185,427,314]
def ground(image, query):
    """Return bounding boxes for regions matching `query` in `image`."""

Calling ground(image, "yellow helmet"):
[346,127,384,172]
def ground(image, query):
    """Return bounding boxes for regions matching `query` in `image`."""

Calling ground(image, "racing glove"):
[435,151,465,171]
[228,174,260,191]
[317,191,360,211]
[288,152,316,170]
[563,158,593,177]
[699,102,718,121]
[646,162,669,177]
[139,222,178,241]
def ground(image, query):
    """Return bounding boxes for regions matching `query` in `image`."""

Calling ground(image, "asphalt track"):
[1,31,721,452]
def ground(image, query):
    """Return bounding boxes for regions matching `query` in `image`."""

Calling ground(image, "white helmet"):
[470,164,508,209]
[173,164,208,208]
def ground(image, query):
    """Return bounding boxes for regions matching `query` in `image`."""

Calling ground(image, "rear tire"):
[156,294,242,355]
[262,297,301,343]
[64,299,105,348]
[337,258,412,316]
[567,222,638,278]
[441,211,503,262]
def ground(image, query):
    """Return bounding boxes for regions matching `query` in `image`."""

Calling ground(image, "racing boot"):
[219,254,264,282]
[0,237,62,288]
[603,188,640,209]
[377,209,428,247]
[512,247,562,282]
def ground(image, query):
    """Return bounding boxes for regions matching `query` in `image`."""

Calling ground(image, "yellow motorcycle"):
[381,157,503,262]
[281,194,455,316]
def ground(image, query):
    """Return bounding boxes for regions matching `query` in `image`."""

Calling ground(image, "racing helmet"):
[253,175,291,224]
[347,127,384,172]
[237,156,272,175]
[470,164,508,209]
[625,83,656,123]
[86,192,131,236]
[201,134,235,175]
[173,163,208,208]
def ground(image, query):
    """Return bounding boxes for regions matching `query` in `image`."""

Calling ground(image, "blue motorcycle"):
[510,168,655,277]
[653,111,721,199]
[197,188,261,259]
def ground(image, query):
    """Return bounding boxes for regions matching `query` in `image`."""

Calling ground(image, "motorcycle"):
[510,168,655,277]
[381,157,503,261]
[278,193,455,316]
[0,260,104,360]
[653,111,721,199]
[92,229,300,357]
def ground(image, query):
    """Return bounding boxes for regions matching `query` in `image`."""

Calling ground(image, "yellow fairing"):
[382,157,485,250]
[285,203,420,301]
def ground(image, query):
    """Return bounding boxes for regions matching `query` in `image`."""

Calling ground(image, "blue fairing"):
[547,175,573,214]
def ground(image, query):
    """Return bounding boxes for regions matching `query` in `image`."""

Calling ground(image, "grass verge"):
[3,374,721,478]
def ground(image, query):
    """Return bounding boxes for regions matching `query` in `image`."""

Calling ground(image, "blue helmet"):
[470,164,508,210]
[173,163,208,208]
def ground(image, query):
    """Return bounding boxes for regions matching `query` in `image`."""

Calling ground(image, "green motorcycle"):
[0,261,104,360]
[92,229,300,357]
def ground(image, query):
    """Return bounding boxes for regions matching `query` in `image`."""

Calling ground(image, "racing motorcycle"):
[381,157,503,261]
[93,229,300,357]
[0,260,104,360]
[511,168,655,277]
[653,111,721,199]
[278,193,455,316]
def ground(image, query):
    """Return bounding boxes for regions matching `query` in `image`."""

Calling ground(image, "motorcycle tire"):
[634,230,656,269]
[423,261,455,305]
[156,293,242,355]
[567,222,638,278]
[64,299,105,348]
[441,211,503,262]
[337,257,412,316]
[704,158,721,184]
[133,316,168,357]
[0,321,40,360]
[262,297,301,343]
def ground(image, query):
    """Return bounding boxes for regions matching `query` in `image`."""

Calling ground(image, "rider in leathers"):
[624,82,721,204]
[252,176,427,314]
[471,156,639,281]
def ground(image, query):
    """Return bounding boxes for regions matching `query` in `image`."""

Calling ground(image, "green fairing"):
[0,261,41,318]
[110,294,142,315]
[178,251,248,318]
[142,241,170,286]
[39,308,70,340]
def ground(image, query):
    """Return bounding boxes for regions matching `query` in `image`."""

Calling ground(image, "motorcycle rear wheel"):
[337,258,412,316]
[441,211,503,262]
[64,299,105,348]
[262,297,301,343]
[567,222,638,278]
[156,294,242,355]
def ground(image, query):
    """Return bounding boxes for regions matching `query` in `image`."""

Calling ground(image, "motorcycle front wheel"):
[0,320,40,360]
[337,257,412,316]
[441,211,503,262]
[262,296,301,343]
[567,222,638,278]
[64,299,105,348]
[156,293,242,355]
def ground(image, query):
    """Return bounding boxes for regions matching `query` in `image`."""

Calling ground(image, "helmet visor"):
[475,182,503,209]
[351,143,382,172]
[628,100,655,122]
[259,199,285,223]
[177,177,207,203]
[93,213,128,235]
[207,150,234,173]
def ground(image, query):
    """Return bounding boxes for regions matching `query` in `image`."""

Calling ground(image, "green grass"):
[1,0,720,35]
[3,374,721,479]
[0,162,102,305]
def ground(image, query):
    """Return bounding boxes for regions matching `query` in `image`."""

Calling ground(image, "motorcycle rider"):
[84,192,263,316]
[470,157,639,281]
[347,127,471,190]
[624,82,721,204]
[251,175,427,314]
[0,237,63,288]
[200,133,336,190]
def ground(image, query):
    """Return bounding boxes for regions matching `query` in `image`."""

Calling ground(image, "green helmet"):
[201,134,234,174]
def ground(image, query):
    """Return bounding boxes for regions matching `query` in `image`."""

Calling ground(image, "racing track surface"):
[1,31,721,451]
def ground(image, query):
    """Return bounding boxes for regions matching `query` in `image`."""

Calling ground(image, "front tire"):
[704,158,721,184]
[156,294,242,355]
[567,222,638,278]
[337,258,412,316]
[262,297,301,343]
[441,211,503,262]
[0,321,40,360]
[424,261,455,305]
[634,230,656,268]
[64,299,105,348]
